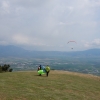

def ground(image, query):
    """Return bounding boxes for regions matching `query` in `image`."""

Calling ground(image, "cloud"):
[84,39,100,49]
[0,1,10,14]
[0,0,100,51]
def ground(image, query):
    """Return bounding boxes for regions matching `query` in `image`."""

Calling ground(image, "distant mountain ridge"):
[0,45,100,57]
[0,45,29,57]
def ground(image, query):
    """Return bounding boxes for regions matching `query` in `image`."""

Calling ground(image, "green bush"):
[9,68,13,72]
[0,64,13,73]
[0,66,2,73]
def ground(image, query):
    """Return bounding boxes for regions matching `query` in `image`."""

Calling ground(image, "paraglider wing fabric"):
[67,41,77,44]
[38,70,46,75]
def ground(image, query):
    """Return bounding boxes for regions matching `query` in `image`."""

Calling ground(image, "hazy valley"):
[0,45,100,76]
[0,56,100,76]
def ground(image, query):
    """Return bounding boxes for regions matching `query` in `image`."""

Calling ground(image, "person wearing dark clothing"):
[46,71,49,77]
[37,65,42,76]
[37,65,41,70]
[39,65,41,70]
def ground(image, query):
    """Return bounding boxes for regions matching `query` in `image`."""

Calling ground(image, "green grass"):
[0,70,100,100]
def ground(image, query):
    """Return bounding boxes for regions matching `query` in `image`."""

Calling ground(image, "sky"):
[0,0,100,51]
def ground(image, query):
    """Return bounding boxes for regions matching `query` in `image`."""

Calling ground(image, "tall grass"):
[0,70,100,100]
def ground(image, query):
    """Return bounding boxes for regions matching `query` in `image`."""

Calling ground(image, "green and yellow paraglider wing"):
[38,70,46,75]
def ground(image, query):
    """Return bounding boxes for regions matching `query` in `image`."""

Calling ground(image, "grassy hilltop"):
[0,70,100,100]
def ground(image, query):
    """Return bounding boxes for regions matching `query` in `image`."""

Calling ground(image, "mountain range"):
[0,45,100,57]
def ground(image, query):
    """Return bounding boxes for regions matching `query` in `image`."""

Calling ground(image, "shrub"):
[9,68,13,72]
[0,66,2,73]
[0,64,13,72]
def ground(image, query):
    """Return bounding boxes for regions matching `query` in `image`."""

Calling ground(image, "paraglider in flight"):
[67,41,77,50]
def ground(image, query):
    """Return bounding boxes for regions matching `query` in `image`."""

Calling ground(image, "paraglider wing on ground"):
[38,70,46,75]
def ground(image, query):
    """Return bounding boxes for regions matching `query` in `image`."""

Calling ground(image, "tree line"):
[0,64,13,73]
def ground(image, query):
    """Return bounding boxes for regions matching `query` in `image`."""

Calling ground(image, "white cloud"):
[0,1,10,14]
[92,39,100,46]
[84,39,100,49]
[0,40,9,45]
[12,34,47,46]
[0,0,100,51]
[12,34,30,45]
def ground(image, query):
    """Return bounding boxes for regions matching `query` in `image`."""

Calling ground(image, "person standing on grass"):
[37,65,42,76]
[45,65,50,77]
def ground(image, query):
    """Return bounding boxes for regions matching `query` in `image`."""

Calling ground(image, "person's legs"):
[46,72,48,76]
[39,74,41,76]
[46,71,49,77]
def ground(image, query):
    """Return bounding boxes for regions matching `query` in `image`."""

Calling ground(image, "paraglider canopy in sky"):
[67,41,77,44]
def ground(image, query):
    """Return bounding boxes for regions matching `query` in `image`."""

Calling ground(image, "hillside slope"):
[0,71,100,100]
